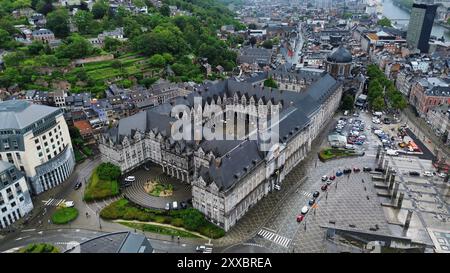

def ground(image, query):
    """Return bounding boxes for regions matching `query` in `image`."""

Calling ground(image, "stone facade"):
[99,72,343,231]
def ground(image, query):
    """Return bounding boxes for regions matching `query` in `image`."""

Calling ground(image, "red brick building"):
[409,77,450,116]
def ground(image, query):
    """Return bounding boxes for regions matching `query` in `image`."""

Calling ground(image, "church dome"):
[327,46,352,63]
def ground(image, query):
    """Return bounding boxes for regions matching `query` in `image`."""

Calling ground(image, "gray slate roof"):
[0,100,59,130]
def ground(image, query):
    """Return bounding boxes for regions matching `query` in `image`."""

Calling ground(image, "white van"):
[64,201,75,208]
[172,201,178,210]
[373,111,383,117]
[386,149,399,156]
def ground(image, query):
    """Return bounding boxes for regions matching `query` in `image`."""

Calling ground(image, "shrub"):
[96,162,121,181]
[171,218,184,227]
[19,243,59,253]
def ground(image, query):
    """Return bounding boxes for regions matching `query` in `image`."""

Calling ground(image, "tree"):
[55,35,96,59]
[46,9,70,38]
[160,4,171,17]
[74,10,94,35]
[372,96,385,111]
[341,94,354,110]
[96,162,121,181]
[92,0,108,19]
[104,37,122,52]
[162,53,174,64]
[377,17,392,27]
[149,54,166,68]
[261,39,273,49]
[0,28,11,49]
[264,77,278,88]
[35,0,53,15]
[27,41,45,55]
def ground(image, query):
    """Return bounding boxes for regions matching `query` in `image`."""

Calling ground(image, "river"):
[381,0,450,40]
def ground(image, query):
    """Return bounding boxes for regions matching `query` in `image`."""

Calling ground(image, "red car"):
[296,214,305,222]
[329,175,336,180]
[321,184,328,191]
[353,167,361,172]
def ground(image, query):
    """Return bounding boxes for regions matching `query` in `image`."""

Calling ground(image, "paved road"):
[0,228,198,253]
[0,156,102,237]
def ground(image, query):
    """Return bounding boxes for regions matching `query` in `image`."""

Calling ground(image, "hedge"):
[101,199,225,238]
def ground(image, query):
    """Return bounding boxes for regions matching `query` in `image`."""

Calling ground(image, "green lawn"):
[19,243,59,253]
[119,222,201,238]
[51,207,79,225]
[319,148,357,161]
[83,167,119,201]
[100,199,225,239]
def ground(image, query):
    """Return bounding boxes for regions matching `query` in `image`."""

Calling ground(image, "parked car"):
[374,167,384,173]
[74,182,82,190]
[165,203,171,210]
[343,168,352,174]
[321,184,328,191]
[172,201,178,210]
[409,171,420,176]
[438,173,446,178]
[308,199,315,206]
[329,175,336,180]
[326,180,332,185]
[345,144,355,150]
[301,206,309,215]
[336,170,343,176]
[274,184,281,191]
[312,191,320,198]
[296,214,305,222]
[196,245,206,252]
[180,201,188,209]
[321,175,328,181]
[423,171,434,177]
[353,167,361,172]
[124,176,135,183]
[363,167,372,172]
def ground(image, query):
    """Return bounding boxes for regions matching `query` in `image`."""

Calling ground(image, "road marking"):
[21,229,36,232]
[257,229,291,248]
[43,198,66,207]
[75,229,80,232]
[300,191,313,198]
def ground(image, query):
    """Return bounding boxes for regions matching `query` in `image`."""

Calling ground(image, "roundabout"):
[123,165,192,210]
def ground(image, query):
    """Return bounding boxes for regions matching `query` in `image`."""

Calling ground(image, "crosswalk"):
[299,191,313,198]
[257,229,291,248]
[42,198,66,207]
